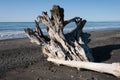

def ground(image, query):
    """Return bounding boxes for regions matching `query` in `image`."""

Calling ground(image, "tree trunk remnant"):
[24,5,120,78]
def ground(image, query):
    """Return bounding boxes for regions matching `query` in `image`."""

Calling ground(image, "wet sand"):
[0,30,120,80]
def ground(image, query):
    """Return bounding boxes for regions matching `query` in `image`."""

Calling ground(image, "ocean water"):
[0,22,120,40]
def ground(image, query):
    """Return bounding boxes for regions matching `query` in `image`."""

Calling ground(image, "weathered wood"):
[24,5,120,78]
[47,58,120,78]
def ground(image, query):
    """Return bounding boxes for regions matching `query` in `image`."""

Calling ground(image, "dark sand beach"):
[0,30,120,80]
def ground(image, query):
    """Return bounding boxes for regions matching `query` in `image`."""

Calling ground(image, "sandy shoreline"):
[0,30,120,80]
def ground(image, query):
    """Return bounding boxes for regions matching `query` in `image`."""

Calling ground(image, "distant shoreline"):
[0,29,120,41]
[0,22,120,40]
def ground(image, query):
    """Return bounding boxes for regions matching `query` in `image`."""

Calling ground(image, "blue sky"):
[0,0,120,22]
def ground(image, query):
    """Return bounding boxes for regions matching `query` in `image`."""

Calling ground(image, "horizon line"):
[0,21,120,23]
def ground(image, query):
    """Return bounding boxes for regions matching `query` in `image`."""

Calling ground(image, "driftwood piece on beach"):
[24,5,120,78]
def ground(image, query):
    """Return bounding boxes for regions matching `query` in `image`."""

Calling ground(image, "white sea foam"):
[63,26,120,33]
[0,31,26,40]
[83,26,120,32]
[0,29,48,40]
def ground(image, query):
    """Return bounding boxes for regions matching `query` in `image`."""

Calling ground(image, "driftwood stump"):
[24,5,120,78]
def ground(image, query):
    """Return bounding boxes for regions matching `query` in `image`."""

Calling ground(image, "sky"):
[0,0,120,22]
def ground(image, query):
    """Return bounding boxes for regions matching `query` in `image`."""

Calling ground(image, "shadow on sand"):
[92,44,120,62]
